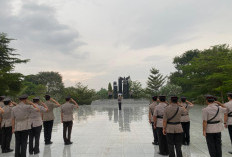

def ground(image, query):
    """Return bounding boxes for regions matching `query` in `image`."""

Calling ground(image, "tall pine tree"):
[146,67,166,96]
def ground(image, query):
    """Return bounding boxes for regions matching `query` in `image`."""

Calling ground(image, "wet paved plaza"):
[1,100,232,157]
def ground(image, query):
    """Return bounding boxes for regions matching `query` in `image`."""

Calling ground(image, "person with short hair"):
[29,97,48,155]
[202,95,226,157]
[43,95,60,145]
[12,94,40,157]
[149,96,159,145]
[118,94,123,110]
[180,97,194,145]
[61,96,79,145]
[224,92,232,154]
[163,96,185,157]
[0,98,15,153]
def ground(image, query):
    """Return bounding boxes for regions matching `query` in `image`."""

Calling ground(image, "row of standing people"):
[0,94,79,157]
[149,93,232,157]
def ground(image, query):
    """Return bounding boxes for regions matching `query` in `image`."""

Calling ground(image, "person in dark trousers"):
[61,96,79,145]
[43,95,60,145]
[29,97,48,155]
[153,96,169,155]
[180,97,194,145]
[118,94,122,110]
[163,96,185,157]
[202,95,226,157]
[11,94,39,157]
[149,96,159,145]
[0,95,5,146]
[224,92,232,154]
[0,98,16,153]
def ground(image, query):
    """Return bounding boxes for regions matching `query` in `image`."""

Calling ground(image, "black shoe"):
[228,151,232,154]
[34,151,40,154]
[45,141,53,145]
[2,150,6,153]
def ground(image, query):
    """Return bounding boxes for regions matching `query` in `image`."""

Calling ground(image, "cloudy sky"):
[1,0,232,90]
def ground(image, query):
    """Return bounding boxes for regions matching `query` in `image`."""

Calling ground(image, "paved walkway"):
[1,101,232,157]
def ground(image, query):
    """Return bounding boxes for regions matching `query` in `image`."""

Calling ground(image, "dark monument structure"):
[113,81,118,99]
[113,76,130,99]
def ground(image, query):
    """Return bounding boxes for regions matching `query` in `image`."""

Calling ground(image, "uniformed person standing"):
[0,95,5,146]
[153,95,169,155]
[149,96,159,145]
[29,97,48,155]
[202,95,226,157]
[180,97,194,145]
[11,94,40,157]
[163,96,185,157]
[61,96,79,145]
[43,95,60,145]
[224,92,232,154]
[118,94,122,110]
[0,98,16,153]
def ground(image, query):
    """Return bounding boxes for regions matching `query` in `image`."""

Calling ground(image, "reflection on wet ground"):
[1,102,232,157]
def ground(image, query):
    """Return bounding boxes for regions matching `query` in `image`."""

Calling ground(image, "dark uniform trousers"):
[15,130,29,157]
[0,127,2,145]
[206,133,222,157]
[181,122,190,144]
[63,121,73,143]
[228,125,232,144]
[157,127,169,155]
[43,120,54,143]
[1,126,12,151]
[29,125,42,154]
[118,103,121,110]
[166,133,183,157]
[151,123,158,143]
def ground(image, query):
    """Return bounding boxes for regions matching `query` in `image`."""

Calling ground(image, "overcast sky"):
[1,0,232,90]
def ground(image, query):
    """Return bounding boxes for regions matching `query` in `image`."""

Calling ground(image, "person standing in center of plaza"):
[29,97,48,155]
[149,96,159,145]
[163,96,185,157]
[180,97,194,145]
[11,94,40,157]
[202,95,227,157]
[61,96,79,145]
[153,95,169,155]
[118,94,122,111]
[43,95,61,145]
[224,92,232,154]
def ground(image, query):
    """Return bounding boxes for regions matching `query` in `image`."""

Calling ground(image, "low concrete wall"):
[91,99,150,105]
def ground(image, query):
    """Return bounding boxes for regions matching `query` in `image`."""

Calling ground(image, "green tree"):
[146,67,166,96]
[19,82,47,99]
[0,33,29,95]
[93,88,108,100]
[158,83,182,97]
[130,80,146,99]
[108,83,113,92]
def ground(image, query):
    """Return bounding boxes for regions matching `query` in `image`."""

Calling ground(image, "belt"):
[157,115,163,119]
[207,121,220,124]
[167,122,181,125]
[181,114,189,116]
[228,115,232,117]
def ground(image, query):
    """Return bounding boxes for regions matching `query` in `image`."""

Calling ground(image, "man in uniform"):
[224,92,232,154]
[149,96,159,145]
[0,98,16,153]
[29,97,48,155]
[11,94,40,157]
[202,95,226,157]
[0,95,5,146]
[43,95,60,145]
[163,96,185,157]
[153,95,169,155]
[61,96,79,145]
[180,97,194,145]
[118,94,122,110]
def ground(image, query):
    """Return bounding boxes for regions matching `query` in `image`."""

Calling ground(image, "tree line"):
[1,32,232,104]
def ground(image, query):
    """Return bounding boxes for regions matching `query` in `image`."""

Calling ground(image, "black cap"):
[171,96,178,101]
[65,96,71,99]
[152,96,157,101]
[181,97,186,101]
[205,95,215,101]
[3,97,11,102]
[159,96,166,99]
[33,97,40,101]
[19,94,28,99]
[227,93,232,98]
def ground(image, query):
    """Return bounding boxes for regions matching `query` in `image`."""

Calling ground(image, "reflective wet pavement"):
[1,101,232,157]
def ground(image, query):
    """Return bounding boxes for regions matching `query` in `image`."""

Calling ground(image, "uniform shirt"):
[1,105,13,127]
[180,102,193,122]
[154,102,168,128]
[118,97,122,103]
[43,101,59,121]
[11,102,37,132]
[29,103,47,127]
[163,103,184,133]
[0,101,4,108]
[225,100,232,125]
[61,102,76,122]
[202,103,227,133]
[149,101,157,122]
